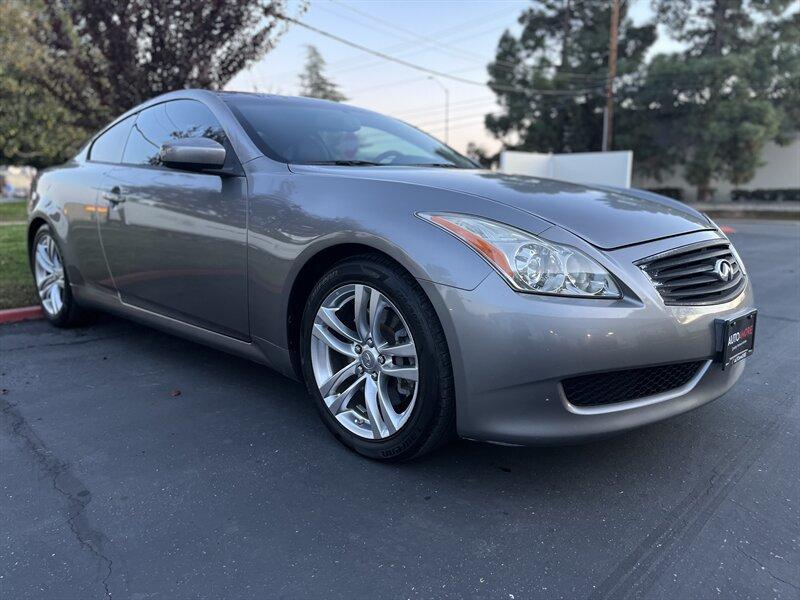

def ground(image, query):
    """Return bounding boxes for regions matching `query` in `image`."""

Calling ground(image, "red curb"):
[0,306,43,324]
[720,225,737,234]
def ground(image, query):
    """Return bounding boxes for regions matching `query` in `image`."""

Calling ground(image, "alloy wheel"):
[33,233,66,317]
[310,283,419,440]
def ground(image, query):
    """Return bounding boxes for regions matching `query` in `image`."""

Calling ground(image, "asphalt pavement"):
[1,220,798,600]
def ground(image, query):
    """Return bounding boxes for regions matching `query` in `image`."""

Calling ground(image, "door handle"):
[102,186,125,204]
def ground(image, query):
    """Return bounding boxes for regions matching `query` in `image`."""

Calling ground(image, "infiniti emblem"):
[713,259,734,282]
[360,352,375,370]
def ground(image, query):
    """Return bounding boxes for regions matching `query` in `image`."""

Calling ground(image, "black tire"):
[300,254,456,461]
[30,224,95,328]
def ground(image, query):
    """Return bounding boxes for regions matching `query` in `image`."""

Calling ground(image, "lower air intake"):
[562,361,706,407]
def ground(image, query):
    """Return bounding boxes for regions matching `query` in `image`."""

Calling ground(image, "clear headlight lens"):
[419,212,621,298]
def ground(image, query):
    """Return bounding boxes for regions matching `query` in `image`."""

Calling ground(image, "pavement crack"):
[1,397,113,598]
[736,546,799,592]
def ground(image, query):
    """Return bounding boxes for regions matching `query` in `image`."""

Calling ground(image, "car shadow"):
[84,312,705,504]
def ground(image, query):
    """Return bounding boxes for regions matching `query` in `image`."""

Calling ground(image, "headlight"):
[418,212,621,298]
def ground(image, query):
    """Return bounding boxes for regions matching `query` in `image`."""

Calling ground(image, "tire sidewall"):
[300,257,447,461]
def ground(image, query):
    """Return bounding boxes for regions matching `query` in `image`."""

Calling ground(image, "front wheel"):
[301,255,455,461]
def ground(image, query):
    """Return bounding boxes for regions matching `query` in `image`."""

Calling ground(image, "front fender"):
[244,160,521,348]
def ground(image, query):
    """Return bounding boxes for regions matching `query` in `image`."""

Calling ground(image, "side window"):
[122,100,228,166]
[89,115,134,163]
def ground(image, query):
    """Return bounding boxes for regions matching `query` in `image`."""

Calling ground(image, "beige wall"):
[632,136,800,201]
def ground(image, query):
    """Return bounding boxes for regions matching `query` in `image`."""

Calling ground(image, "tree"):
[646,0,797,199]
[0,1,89,168]
[485,1,655,154]
[24,0,296,133]
[298,45,347,102]
[466,142,499,169]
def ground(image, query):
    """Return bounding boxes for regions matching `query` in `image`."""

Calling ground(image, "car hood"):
[289,165,712,249]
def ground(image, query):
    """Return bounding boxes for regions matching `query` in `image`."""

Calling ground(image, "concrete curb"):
[0,306,43,324]
[688,202,800,220]
[702,209,799,220]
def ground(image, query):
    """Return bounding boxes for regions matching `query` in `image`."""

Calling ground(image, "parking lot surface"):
[1,220,798,599]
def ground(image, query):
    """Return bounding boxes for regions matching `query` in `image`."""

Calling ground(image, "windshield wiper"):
[407,163,461,168]
[308,160,383,166]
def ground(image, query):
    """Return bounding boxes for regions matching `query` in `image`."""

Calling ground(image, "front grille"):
[562,361,705,407]
[636,240,746,305]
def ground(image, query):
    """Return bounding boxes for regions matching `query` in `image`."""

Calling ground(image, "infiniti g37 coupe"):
[27,90,757,461]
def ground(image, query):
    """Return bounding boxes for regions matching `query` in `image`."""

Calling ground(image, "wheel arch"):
[27,217,49,263]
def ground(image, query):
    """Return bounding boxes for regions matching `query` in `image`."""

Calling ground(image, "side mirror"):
[159,138,226,172]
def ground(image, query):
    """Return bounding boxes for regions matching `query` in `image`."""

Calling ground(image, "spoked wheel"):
[301,255,455,461]
[33,230,66,317]
[30,224,93,327]
[310,283,418,440]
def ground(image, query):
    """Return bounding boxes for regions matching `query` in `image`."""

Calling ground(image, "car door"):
[97,99,249,339]
[63,114,135,293]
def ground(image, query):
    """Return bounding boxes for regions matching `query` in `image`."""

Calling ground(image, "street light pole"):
[428,76,450,145]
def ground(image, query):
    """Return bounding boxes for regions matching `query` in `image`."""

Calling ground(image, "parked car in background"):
[27,91,756,460]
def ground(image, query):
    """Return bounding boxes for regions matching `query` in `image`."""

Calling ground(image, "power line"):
[277,15,605,96]
[278,15,499,86]
[328,1,615,82]
[252,7,610,101]
[271,4,516,81]
[391,95,498,118]
[410,110,493,129]
[348,66,487,95]
[328,0,502,65]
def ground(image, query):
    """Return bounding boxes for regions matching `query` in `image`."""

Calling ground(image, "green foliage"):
[0,202,28,223]
[466,142,498,169]
[732,188,800,202]
[298,45,347,102]
[652,0,795,56]
[0,1,89,168]
[0,0,297,169]
[645,0,795,198]
[31,0,293,130]
[486,0,798,199]
[485,0,655,153]
[0,224,37,310]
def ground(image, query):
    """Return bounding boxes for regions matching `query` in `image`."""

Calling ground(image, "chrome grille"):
[636,240,746,306]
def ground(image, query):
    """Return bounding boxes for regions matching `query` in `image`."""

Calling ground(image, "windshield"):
[224,95,476,168]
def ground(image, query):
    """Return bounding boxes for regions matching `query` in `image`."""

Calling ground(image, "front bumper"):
[420,230,755,445]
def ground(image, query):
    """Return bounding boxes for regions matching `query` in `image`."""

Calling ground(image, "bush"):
[646,187,684,201]
[731,188,800,202]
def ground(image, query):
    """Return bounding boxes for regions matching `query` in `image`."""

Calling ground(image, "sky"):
[227,0,684,154]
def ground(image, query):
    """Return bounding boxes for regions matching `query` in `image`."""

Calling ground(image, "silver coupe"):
[27,91,757,460]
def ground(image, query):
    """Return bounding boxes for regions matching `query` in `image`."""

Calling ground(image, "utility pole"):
[602,0,620,152]
[428,76,450,145]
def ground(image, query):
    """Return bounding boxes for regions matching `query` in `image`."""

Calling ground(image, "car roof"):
[215,90,379,113]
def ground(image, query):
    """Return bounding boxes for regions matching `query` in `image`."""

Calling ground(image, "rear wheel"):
[31,224,94,327]
[301,255,455,461]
